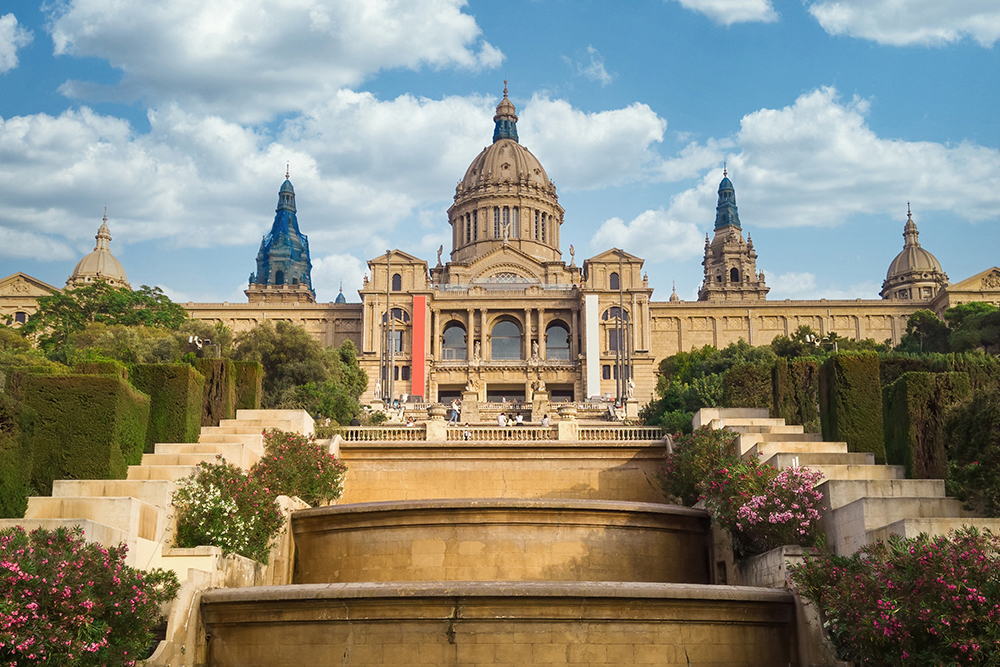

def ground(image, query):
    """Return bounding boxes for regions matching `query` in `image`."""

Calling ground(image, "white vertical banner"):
[584,294,600,399]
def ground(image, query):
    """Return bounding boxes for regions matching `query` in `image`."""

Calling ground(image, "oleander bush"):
[0,525,179,667]
[656,426,740,506]
[251,429,347,507]
[171,457,284,563]
[702,458,824,559]
[790,528,1000,666]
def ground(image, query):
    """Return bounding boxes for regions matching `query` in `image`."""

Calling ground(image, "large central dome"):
[447,83,564,264]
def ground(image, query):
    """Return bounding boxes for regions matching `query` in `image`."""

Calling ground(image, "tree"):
[232,322,366,423]
[945,302,1000,354]
[20,282,187,356]
[896,309,951,354]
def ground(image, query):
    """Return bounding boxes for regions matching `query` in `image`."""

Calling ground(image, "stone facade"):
[4,87,999,405]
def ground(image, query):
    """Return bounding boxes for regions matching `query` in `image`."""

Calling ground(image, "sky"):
[0,0,998,305]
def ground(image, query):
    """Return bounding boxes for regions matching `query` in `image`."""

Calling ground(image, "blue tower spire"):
[247,170,315,301]
[713,165,742,230]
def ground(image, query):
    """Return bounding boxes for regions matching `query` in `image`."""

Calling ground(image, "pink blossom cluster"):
[0,526,177,667]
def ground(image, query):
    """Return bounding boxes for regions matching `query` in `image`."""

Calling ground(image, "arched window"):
[534,210,540,239]
[473,210,478,239]
[381,308,411,324]
[391,273,402,291]
[442,323,467,360]
[511,207,519,238]
[730,268,740,283]
[601,306,630,323]
[491,320,522,360]
[541,213,547,242]
[465,215,471,244]
[14,312,27,324]
[494,207,501,238]
[545,322,570,360]
[609,272,620,291]
[275,270,285,285]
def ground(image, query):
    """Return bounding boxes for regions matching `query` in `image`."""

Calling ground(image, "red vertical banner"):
[411,295,427,401]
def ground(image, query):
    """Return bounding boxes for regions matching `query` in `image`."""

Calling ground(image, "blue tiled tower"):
[246,171,316,303]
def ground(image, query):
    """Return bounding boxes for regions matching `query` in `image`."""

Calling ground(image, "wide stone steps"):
[697,407,995,557]
[143,442,261,469]
[25,495,168,543]
[197,432,265,449]
[52,479,177,508]
[128,464,199,481]
[743,440,847,461]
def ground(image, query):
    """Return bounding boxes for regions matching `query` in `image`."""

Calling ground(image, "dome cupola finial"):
[714,168,741,230]
[277,169,296,213]
[493,81,519,144]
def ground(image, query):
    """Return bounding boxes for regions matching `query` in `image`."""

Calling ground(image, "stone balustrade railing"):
[578,426,664,441]
[446,426,558,442]
[339,426,428,442]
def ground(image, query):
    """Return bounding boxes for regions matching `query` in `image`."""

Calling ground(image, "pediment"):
[0,272,60,298]
[947,267,1000,293]
[584,248,645,266]
[467,245,547,283]
[368,249,427,266]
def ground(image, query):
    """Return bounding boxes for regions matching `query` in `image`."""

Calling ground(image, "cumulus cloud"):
[563,46,614,86]
[311,253,367,302]
[670,0,778,25]
[0,13,33,73]
[589,208,704,262]
[519,95,667,190]
[764,271,882,300]
[48,0,502,122]
[808,0,1000,47]
[587,86,1000,265]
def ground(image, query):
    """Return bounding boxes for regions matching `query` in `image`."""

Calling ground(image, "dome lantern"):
[66,210,130,289]
[492,80,519,144]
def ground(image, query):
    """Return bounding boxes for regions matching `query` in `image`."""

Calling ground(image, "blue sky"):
[1,0,998,304]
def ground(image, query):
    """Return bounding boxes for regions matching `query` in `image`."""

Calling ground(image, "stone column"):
[556,404,578,441]
[538,307,546,360]
[425,403,447,443]
[480,308,488,360]
[572,307,580,359]
[466,307,474,360]
[524,307,532,358]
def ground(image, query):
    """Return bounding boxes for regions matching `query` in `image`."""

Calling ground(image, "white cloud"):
[763,271,881,300]
[808,0,1000,47]
[563,46,614,86]
[0,13,33,73]
[520,95,667,190]
[48,0,503,122]
[311,253,367,302]
[671,0,778,25]
[589,208,704,262]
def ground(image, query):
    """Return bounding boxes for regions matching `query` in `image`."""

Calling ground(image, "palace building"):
[3,85,998,406]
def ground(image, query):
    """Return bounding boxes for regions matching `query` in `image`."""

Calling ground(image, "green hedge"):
[883,371,971,479]
[130,364,205,452]
[773,358,820,433]
[73,360,129,381]
[196,358,236,427]
[3,366,60,402]
[879,353,1000,392]
[233,360,263,411]
[0,392,29,518]
[820,352,885,463]
[22,374,149,495]
[722,363,773,410]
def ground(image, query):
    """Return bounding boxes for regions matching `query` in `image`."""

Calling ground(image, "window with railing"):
[442,323,467,360]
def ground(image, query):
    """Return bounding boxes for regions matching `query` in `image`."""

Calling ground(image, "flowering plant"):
[790,527,1000,666]
[252,429,348,507]
[702,457,824,559]
[172,456,284,563]
[656,426,740,506]
[0,525,178,667]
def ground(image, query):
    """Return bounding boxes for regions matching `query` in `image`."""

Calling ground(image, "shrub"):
[129,364,205,453]
[702,458,824,559]
[232,360,264,410]
[0,525,179,666]
[946,387,1000,516]
[721,362,773,410]
[820,352,885,463]
[0,393,29,518]
[251,429,347,507]
[195,358,236,427]
[656,426,740,506]
[883,371,971,479]
[790,528,1000,666]
[172,457,283,563]
[773,358,820,433]
[22,374,150,495]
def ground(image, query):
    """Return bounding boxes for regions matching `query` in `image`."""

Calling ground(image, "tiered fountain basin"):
[291,499,711,584]
[200,582,798,666]
[336,440,666,504]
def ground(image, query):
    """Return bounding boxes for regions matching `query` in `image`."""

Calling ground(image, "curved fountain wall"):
[200,437,800,666]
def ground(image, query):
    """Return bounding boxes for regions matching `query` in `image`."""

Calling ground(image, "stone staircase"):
[694,407,1000,556]
[0,410,313,571]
